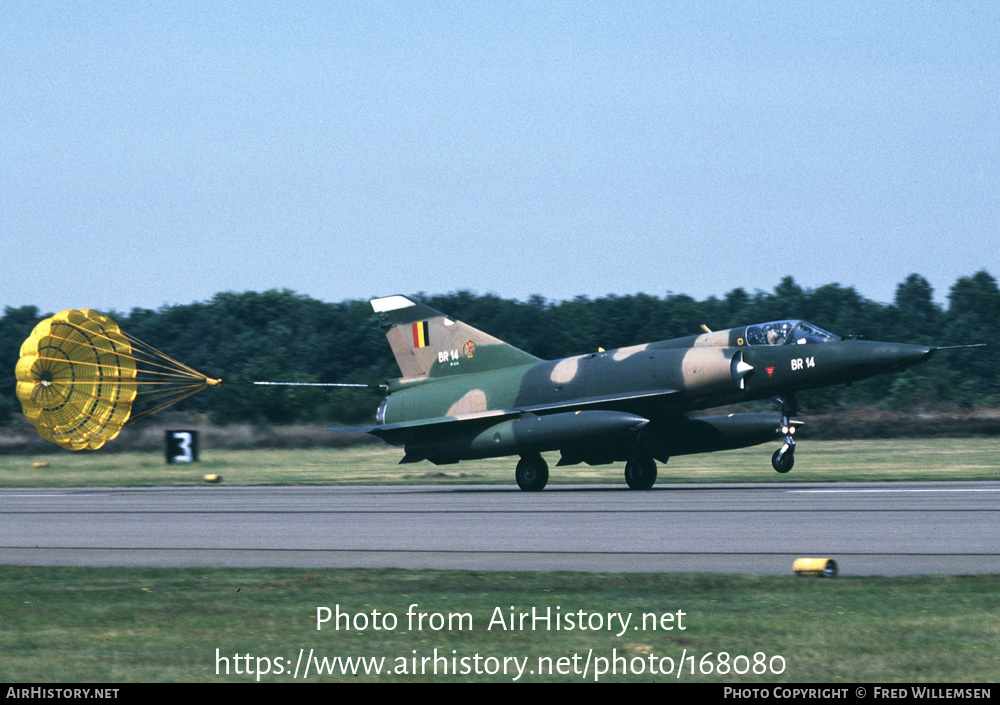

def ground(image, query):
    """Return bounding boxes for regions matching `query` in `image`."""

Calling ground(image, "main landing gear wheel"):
[624,457,657,490]
[515,454,549,491]
[772,447,794,473]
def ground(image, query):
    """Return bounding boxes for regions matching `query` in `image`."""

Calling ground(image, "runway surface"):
[2,481,999,575]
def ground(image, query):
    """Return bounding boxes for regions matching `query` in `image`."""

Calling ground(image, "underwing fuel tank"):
[402,410,649,464]
[646,413,793,459]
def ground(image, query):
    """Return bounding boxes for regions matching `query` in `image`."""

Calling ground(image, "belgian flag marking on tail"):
[412,321,430,348]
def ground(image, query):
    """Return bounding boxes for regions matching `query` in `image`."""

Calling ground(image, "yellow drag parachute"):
[15,309,219,450]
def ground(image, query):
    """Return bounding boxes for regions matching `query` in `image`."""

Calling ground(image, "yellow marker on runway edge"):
[793,558,838,577]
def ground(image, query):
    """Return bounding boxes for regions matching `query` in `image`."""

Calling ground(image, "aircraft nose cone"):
[873,342,934,370]
[837,341,937,385]
[906,344,935,366]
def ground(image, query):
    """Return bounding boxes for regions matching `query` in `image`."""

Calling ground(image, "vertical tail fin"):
[371,295,541,380]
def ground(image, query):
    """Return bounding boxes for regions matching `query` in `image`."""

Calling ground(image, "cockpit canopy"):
[744,320,839,346]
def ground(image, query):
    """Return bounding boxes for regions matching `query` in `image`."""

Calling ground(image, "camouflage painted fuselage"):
[384,337,931,425]
[362,296,932,466]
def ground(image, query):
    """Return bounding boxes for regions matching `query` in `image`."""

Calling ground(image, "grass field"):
[2,567,998,683]
[0,437,997,487]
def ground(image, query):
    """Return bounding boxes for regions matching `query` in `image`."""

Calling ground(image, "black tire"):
[772,448,794,473]
[515,455,549,491]
[624,457,657,490]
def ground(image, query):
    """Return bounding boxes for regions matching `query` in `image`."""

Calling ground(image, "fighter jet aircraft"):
[330,295,976,491]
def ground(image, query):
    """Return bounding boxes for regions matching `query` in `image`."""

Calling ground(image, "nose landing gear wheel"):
[772,447,794,473]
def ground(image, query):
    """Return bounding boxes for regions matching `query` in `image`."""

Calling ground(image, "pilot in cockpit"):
[764,322,791,345]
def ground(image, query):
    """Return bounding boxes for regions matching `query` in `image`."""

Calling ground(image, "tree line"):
[1,271,997,428]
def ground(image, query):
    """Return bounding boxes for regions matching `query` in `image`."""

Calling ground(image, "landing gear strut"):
[515,454,549,491]
[771,393,798,474]
[624,456,657,490]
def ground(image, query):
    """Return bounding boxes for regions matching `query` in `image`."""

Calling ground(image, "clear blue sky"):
[2,2,997,314]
